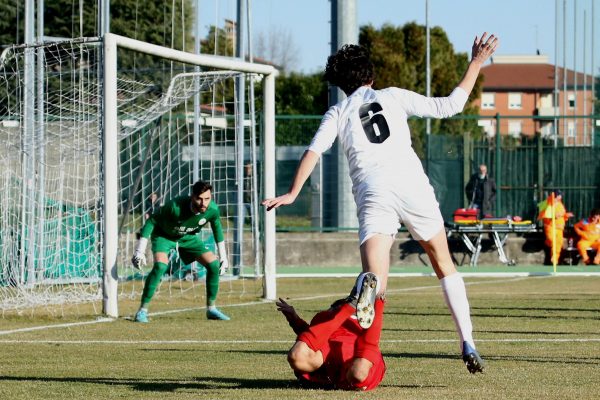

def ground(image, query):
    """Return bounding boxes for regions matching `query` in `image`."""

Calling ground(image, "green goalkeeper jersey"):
[140,196,224,242]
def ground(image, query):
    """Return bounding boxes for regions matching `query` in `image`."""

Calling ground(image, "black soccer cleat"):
[462,341,485,374]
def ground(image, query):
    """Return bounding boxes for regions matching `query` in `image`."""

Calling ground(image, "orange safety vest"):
[538,196,568,230]
[574,219,600,242]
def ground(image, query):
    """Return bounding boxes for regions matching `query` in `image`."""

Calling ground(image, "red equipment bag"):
[453,208,479,222]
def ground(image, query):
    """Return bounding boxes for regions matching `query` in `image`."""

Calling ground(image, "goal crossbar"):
[102,33,277,317]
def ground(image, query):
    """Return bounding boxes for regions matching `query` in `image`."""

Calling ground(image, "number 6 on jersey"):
[359,102,390,144]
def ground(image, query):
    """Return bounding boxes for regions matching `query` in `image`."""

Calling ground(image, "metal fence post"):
[463,130,471,208]
[495,113,501,215]
[537,134,544,202]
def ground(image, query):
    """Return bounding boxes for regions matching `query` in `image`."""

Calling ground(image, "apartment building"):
[475,55,595,146]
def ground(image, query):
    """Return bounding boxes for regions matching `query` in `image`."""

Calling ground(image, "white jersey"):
[307,85,468,243]
[307,86,468,190]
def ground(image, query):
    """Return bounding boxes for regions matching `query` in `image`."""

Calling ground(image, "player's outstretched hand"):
[276,297,298,319]
[261,193,297,211]
[131,251,146,270]
[472,32,498,64]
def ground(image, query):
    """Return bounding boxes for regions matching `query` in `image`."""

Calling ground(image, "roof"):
[480,63,594,91]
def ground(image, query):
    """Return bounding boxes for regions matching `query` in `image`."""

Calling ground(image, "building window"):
[508,93,522,109]
[567,121,575,138]
[481,93,495,109]
[568,93,576,109]
[508,120,522,137]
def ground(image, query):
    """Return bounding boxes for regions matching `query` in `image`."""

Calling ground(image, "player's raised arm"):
[457,32,499,96]
[276,298,309,335]
[261,150,320,211]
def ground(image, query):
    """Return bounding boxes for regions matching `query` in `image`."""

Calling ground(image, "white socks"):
[440,273,474,350]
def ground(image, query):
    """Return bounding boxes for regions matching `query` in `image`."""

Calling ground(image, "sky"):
[198,0,599,75]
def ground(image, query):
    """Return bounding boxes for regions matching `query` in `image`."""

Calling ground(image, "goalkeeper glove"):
[217,241,229,275]
[131,237,148,270]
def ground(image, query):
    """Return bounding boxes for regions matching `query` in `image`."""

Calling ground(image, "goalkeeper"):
[132,180,231,322]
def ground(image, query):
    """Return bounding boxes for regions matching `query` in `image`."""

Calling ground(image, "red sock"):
[298,303,354,352]
[355,298,384,362]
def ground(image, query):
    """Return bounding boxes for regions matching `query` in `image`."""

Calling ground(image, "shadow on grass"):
[384,326,595,335]
[0,375,450,392]
[223,349,289,355]
[383,327,456,333]
[385,310,600,320]
[387,352,600,366]
[484,354,600,365]
[0,375,297,392]
[471,305,600,313]
[385,352,458,361]
[139,348,289,356]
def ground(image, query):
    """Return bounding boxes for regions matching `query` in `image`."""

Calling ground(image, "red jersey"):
[297,317,386,391]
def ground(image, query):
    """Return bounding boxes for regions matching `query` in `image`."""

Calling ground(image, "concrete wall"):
[275,231,546,267]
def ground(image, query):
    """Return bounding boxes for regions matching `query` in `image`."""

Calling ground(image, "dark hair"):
[192,180,213,195]
[552,189,563,197]
[324,44,374,96]
[590,208,600,218]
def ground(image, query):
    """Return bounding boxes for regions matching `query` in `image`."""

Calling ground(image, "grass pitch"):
[1,275,599,399]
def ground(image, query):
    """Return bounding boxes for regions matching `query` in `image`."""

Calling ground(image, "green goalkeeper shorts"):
[151,234,212,264]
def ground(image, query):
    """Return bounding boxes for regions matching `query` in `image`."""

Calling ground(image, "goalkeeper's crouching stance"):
[277,272,386,391]
[131,180,231,322]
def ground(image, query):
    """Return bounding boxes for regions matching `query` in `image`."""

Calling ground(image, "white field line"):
[0,338,598,345]
[0,276,539,336]
[0,300,270,336]
[279,272,600,278]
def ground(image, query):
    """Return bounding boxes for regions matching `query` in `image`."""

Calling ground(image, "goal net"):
[0,35,276,317]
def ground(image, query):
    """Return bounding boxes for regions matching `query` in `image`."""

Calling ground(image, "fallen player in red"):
[276,272,385,391]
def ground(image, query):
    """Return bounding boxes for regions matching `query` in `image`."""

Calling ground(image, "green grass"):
[1,276,599,399]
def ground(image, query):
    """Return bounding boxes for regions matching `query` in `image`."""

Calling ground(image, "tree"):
[201,25,234,57]
[275,72,327,115]
[274,72,328,145]
[254,26,300,73]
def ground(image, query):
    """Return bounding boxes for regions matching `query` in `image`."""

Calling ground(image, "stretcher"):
[445,219,537,266]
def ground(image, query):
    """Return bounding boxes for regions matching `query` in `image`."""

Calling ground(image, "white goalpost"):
[0,34,276,317]
[102,33,277,317]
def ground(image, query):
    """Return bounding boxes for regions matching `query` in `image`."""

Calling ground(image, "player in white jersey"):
[263,32,498,374]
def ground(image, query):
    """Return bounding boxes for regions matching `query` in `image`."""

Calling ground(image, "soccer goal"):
[0,34,276,317]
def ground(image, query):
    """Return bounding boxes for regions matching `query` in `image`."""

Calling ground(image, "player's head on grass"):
[191,180,213,213]
[324,44,374,96]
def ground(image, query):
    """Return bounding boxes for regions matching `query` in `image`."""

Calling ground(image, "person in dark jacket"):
[465,164,496,218]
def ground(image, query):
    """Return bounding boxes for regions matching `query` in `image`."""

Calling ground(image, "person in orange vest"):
[537,190,573,265]
[573,208,600,265]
